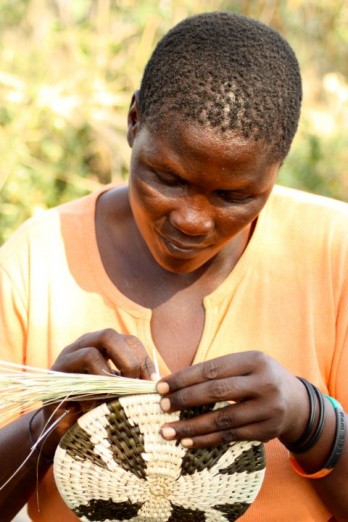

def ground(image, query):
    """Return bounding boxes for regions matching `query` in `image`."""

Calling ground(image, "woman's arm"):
[0,412,51,522]
[157,351,348,520]
[0,328,155,520]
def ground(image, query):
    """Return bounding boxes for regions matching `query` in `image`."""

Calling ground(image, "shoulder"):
[0,194,86,259]
[263,185,348,260]
[270,185,348,221]
[0,185,121,270]
[267,185,348,241]
[1,184,121,248]
[264,185,348,280]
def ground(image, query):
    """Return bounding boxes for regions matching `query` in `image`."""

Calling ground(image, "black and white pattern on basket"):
[54,394,265,522]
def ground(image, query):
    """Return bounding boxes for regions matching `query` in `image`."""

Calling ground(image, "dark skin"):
[1,94,348,520]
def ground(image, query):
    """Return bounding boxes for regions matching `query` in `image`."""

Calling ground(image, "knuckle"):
[173,389,189,408]
[270,400,286,419]
[125,335,141,347]
[215,410,233,430]
[209,379,229,400]
[125,360,141,376]
[179,423,194,438]
[172,372,187,390]
[165,371,187,392]
[261,373,284,402]
[100,328,118,344]
[201,359,220,381]
[81,347,102,370]
[75,332,91,346]
[250,350,268,369]
[64,332,92,351]
[221,430,237,443]
[265,378,279,393]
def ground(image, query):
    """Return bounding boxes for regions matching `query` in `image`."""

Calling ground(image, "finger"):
[106,334,154,379]
[120,334,156,380]
[175,419,274,448]
[157,351,262,394]
[159,375,257,412]
[179,429,240,448]
[59,329,155,380]
[52,347,113,376]
[160,401,268,440]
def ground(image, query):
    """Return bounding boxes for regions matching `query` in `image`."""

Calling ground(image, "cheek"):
[129,177,169,225]
[216,202,263,240]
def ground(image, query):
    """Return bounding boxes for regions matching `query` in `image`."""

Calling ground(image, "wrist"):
[287,392,345,479]
[279,376,313,446]
[29,408,63,464]
[282,379,325,454]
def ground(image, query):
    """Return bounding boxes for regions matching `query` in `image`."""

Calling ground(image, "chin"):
[153,251,211,274]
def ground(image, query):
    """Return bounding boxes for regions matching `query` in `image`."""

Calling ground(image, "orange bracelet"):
[289,396,345,479]
[289,453,333,479]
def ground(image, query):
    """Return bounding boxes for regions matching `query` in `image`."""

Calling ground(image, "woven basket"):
[54,393,265,522]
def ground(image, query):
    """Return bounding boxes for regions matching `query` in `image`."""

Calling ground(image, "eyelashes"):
[149,169,253,205]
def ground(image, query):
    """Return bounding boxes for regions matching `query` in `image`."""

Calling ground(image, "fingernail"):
[160,398,171,412]
[161,426,176,439]
[181,438,193,448]
[157,382,170,395]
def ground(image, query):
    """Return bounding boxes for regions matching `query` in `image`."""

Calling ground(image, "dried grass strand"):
[0,407,69,493]
[0,360,157,427]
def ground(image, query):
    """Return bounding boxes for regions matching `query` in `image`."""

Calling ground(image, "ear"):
[127,90,141,147]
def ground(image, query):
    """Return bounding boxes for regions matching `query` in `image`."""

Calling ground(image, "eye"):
[152,169,186,187]
[215,189,251,204]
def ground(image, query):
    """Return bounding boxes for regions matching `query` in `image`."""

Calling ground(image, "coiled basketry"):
[54,393,265,521]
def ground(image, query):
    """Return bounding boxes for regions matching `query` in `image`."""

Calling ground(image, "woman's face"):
[127,111,280,274]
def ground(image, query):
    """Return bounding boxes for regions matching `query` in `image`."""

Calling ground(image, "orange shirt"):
[1,184,347,521]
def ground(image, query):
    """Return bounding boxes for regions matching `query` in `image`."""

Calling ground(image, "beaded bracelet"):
[29,408,54,465]
[290,396,346,479]
[284,378,325,454]
[323,396,346,470]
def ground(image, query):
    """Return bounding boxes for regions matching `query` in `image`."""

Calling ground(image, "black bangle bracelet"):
[284,377,316,451]
[29,408,54,465]
[298,384,326,452]
[285,378,326,454]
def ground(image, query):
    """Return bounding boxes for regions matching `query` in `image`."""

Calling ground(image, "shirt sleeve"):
[0,264,27,365]
[330,275,348,411]
[328,218,348,411]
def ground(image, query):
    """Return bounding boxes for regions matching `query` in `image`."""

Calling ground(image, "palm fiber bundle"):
[0,360,157,427]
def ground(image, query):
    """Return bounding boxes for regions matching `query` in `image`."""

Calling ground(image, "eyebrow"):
[146,157,182,176]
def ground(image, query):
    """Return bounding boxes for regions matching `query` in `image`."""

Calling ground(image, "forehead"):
[134,119,280,192]
[139,118,276,173]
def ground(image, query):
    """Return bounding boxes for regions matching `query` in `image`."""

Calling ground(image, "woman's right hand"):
[51,328,155,379]
[35,328,155,454]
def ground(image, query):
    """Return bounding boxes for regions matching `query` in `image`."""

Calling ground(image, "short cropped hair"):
[138,12,302,162]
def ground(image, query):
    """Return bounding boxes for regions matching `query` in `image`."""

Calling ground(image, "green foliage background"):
[1,0,348,244]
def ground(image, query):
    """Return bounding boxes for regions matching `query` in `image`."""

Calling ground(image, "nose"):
[169,195,213,236]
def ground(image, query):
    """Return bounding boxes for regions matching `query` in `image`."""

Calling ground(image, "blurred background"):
[1,0,348,245]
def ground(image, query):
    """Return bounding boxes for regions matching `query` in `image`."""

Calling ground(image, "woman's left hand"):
[157,351,309,448]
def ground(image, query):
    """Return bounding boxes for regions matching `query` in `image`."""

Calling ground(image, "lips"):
[159,233,207,257]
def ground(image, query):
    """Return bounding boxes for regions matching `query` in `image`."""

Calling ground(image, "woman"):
[0,12,347,521]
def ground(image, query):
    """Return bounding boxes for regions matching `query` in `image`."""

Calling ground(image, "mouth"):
[160,235,206,257]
